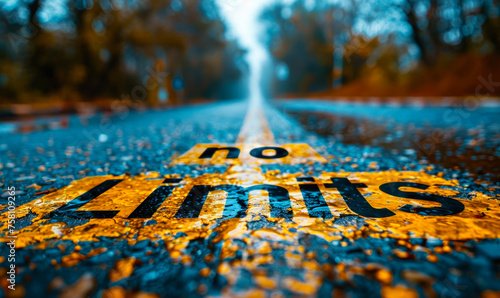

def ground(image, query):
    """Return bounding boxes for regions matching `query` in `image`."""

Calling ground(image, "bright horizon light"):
[216,0,273,102]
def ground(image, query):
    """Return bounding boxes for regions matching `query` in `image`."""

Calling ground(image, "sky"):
[216,0,273,101]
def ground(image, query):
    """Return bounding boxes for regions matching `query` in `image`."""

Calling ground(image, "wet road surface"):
[1,99,499,297]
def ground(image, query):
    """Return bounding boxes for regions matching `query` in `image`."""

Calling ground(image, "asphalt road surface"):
[1,98,499,297]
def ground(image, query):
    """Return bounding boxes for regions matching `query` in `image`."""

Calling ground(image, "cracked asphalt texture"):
[1,99,499,297]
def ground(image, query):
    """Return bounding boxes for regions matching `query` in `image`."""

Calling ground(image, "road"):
[1,98,499,297]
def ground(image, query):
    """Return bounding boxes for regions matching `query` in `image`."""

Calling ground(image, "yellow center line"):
[236,97,275,144]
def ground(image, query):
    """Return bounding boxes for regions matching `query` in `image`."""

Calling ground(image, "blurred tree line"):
[0,0,247,104]
[262,0,500,97]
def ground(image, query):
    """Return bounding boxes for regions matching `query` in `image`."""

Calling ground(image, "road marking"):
[2,167,500,247]
[171,143,328,166]
[236,96,275,144]
[1,100,499,249]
